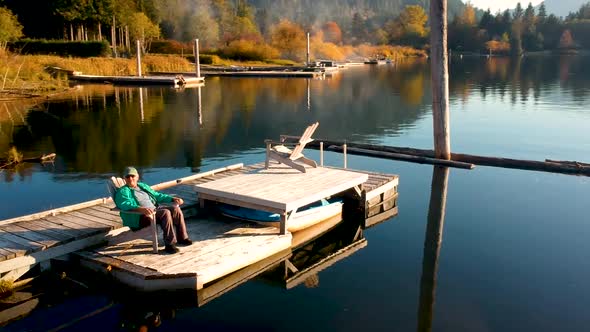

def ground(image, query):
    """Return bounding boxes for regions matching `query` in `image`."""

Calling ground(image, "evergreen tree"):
[538,3,547,21]
[513,3,523,20]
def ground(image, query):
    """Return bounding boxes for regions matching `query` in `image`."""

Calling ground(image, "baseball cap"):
[124,166,139,177]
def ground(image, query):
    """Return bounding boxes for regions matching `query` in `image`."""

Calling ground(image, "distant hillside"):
[249,0,467,26]
[543,0,588,17]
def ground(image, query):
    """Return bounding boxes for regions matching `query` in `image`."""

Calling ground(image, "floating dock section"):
[70,74,204,88]
[200,71,324,78]
[0,162,398,292]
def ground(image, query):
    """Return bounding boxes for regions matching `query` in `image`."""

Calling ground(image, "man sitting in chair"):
[115,167,192,254]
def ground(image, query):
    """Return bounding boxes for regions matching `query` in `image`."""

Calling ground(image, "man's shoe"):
[164,244,179,254]
[178,238,193,246]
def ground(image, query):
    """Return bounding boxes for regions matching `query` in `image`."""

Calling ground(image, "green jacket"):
[114,182,173,229]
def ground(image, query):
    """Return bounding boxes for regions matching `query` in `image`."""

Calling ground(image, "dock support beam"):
[430,0,451,160]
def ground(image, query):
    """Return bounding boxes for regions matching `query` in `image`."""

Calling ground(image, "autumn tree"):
[458,3,476,26]
[387,5,428,46]
[270,19,306,61]
[558,29,575,49]
[128,12,160,52]
[0,6,23,51]
[185,8,219,47]
[322,21,342,44]
[211,0,234,45]
[449,3,484,52]
[485,39,510,55]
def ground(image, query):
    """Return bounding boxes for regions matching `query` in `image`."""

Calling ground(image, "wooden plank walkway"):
[78,218,291,291]
[70,74,204,88]
[0,162,398,290]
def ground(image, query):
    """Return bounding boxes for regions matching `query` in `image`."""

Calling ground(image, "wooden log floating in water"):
[307,140,590,176]
[0,153,56,169]
[328,145,475,170]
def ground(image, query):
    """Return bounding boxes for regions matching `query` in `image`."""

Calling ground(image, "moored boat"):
[218,198,343,232]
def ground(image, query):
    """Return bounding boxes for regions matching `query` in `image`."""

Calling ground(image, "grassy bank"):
[0,53,195,99]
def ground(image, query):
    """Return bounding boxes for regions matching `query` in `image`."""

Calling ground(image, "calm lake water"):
[2,55,590,331]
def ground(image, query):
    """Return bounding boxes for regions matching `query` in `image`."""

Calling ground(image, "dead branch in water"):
[0,152,56,169]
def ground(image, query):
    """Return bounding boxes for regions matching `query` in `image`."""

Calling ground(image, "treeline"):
[450,2,590,55]
[2,0,588,61]
[0,0,436,61]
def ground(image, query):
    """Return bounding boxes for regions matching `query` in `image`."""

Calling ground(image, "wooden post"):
[343,143,347,169]
[280,213,287,235]
[306,32,310,66]
[136,40,142,77]
[194,39,201,78]
[430,0,451,160]
[320,142,324,166]
[417,166,449,332]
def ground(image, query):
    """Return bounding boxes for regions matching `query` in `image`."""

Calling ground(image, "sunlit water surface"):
[2,56,589,332]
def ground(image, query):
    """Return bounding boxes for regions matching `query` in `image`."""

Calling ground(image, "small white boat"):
[218,198,343,232]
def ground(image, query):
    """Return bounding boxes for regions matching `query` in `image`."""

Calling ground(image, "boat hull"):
[218,200,343,232]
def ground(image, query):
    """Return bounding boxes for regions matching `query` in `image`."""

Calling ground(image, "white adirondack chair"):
[265,122,319,173]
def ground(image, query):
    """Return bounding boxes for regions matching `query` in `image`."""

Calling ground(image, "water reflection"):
[0,56,589,183]
[417,166,449,332]
[259,215,368,290]
[450,55,590,104]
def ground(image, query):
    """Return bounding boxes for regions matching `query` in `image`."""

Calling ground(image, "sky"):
[466,0,544,13]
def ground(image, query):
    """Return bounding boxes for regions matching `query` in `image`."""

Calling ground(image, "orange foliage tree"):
[485,40,510,55]
[322,21,342,44]
[558,29,575,49]
[270,20,306,61]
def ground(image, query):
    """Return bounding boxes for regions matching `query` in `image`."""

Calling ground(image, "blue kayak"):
[218,198,343,223]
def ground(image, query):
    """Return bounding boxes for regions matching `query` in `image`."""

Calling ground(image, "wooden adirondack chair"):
[265,122,319,173]
[106,176,159,253]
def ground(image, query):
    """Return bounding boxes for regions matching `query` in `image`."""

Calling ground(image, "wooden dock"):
[200,71,324,78]
[195,165,368,234]
[69,74,204,88]
[0,162,398,292]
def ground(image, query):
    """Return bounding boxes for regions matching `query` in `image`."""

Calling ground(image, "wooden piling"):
[343,143,347,169]
[306,33,310,66]
[194,39,201,78]
[430,0,451,160]
[136,40,142,77]
[320,142,324,166]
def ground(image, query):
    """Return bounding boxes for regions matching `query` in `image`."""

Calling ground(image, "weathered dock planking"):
[0,162,398,291]
[0,163,244,282]
[195,164,369,234]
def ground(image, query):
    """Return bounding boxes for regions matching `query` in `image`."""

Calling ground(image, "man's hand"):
[173,197,184,206]
[136,207,155,216]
